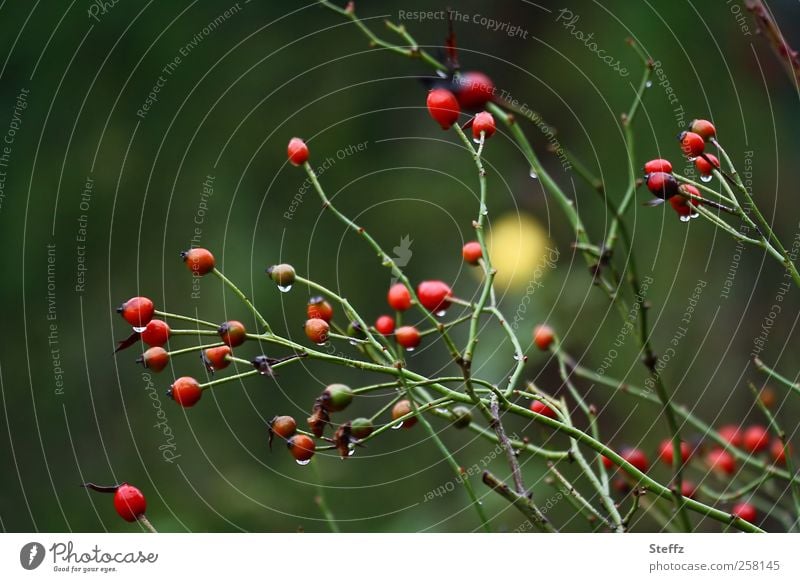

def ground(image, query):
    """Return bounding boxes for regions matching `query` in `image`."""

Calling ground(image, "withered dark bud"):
[307,398,330,437]
[333,422,355,459]
[252,355,276,377]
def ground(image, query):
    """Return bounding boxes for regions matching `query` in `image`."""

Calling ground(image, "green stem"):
[154,310,218,329]
[212,268,271,333]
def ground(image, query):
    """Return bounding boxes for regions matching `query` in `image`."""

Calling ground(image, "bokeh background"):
[1,0,799,533]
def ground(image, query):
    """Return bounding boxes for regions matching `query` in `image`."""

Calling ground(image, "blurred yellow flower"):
[486,213,554,290]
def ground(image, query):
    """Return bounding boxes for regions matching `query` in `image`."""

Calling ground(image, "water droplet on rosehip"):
[132,326,147,333]
[701,174,713,183]
[391,421,404,430]
[348,339,358,346]
[295,458,311,466]
[316,341,328,347]
[473,137,482,144]
[513,354,523,361]
[435,309,447,317]
[529,168,538,179]
[405,346,416,352]
[645,80,653,88]
[277,284,293,293]
[679,215,691,223]
[436,69,448,79]
[347,444,356,457]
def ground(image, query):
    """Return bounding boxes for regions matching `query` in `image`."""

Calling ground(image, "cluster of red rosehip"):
[642,119,724,221]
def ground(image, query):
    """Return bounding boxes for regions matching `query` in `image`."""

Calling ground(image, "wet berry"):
[203,345,232,371]
[117,297,155,328]
[287,138,309,166]
[387,283,412,311]
[270,415,297,440]
[181,247,215,276]
[620,447,649,473]
[168,376,202,407]
[533,324,555,351]
[770,438,789,465]
[113,484,147,522]
[375,315,395,335]
[395,325,421,350]
[266,264,296,289]
[690,119,716,140]
[305,318,330,344]
[137,347,169,373]
[417,280,452,313]
[462,241,483,265]
[731,502,757,523]
[288,434,316,462]
[680,481,697,499]
[453,71,495,109]
[644,158,673,174]
[322,383,354,412]
[426,88,460,130]
[218,321,247,347]
[645,171,679,199]
[307,296,333,322]
[530,400,557,419]
[679,131,705,157]
[392,399,417,428]
[657,439,692,465]
[706,448,736,476]
[472,112,495,140]
[694,153,720,177]
[742,425,770,453]
[718,424,742,447]
[140,319,170,347]
[350,417,374,439]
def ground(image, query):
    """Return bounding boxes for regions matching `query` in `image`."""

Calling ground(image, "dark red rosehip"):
[288,434,316,463]
[671,185,701,220]
[392,399,417,428]
[690,119,716,140]
[680,481,697,499]
[645,172,680,199]
[657,439,692,465]
[731,502,757,523]
[426,88,460,130]
[181,247,215,276]
[462,241,483,265]
[113,483,147,522]
[203,345,232,372]
[533,324,555,350]
[117,297,155,328]
[307,296,333,322]
[305,318,329,344]
[472,112,496,140]
[375,315,395,335]
[395,325,421,350]
[138,347,169,373]
[387,283,412,311]
[168,376,202,407]
[679,131,705,157]
[287,138,309,166]
[453,71,495,109]
[742,425,770,453]
[620,447,649,473]
[643,158,673,174]
[417,280,452,313]
[529,400,557,419]
[694,153,720,177]
[602,455,614,470]
[140,319,170,347]
[218,321,247,347]
[706,448,736,476]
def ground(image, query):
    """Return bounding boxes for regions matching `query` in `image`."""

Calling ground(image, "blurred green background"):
[1,0,799,533]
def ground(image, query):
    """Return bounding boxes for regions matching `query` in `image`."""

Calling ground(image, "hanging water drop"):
[473,137,482,144]
[436,309,447,317]
[316,341,328,347]
[529,168,538,179]
[132,326,147,333]
[645,80,653,88]
[277,284,293,293]
[347,444,356,457]
[296,458,311,466]
[700,174,713,183]
[391,421,404,430]
[680,215,691,223]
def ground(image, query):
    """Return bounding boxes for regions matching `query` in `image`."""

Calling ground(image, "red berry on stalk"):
[375,315,395,335]
[533,324,555,351]
[392,399,417,428]
[690,119,716,140]
[426,88,460,130]
[181,247,215,276]
[706,448,736,476]
[529,400,557,419]
[731,502,757,523]
[462,241,483,265]
[288,434,316,463]
[694,153,720,177]
[742,425,770,453]
[203,345,232,371]
[417,280,452,313]
[643,158,673,174]
[117,297,155,328]
[387,283,412,311]
[305,318,330,344]
[138,347,169,373]
[307,296,334,322]
[601,455,614,469]
[168,376,202,407]
[218,321,246,347]
[770,438,789,465]
[718,424,742,447]
[679,131,705,157]
[645,172,679,199]
[287,137,309,166]
[140,319,170,347]
[472,112,496,140]
[453,71,495,109]
[620,447,649,473]
[113,484,147,522]
[657,439,692,465]
[395,326,421,350]
[270,416,297,440]
[670,185,701,221]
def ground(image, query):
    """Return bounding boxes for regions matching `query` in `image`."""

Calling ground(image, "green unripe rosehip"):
[350,417,374,439]
[451,406,473,429]
[266,263,296,289]
[322,383,354,412]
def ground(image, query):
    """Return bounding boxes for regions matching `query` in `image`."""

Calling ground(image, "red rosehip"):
[218,321,247,347]
[718,424,742,447]
[169,376,202,407]
[706,448,736,476]
[620,447,649,473]
[645,171,679,199]
[395,325,421,350]
[417,280,452,313]
[375,315,395,335]
[472,112,496,140]
[288,434,316,463]
[453,71,495,109]
[462,241,483,265]
[387,283,412,311]
[601,455,614,469]
[140,319,170,347]
[533,324,555,351]
[426,88,460,130]
[680,481,697,499]
[203,345,232,372]
[694,153,720,177]
[671,185,701,221]
[270,415,297,440]
[657,439,692,465]
[770,438,789,465]
[287,137,309,166]
[181,247,215,276]
[529,400,557,419]
[742,425,770,453]
[137,347,169,373]
[690,119,716,140]
[644,158,673,174]
[392,399,417,428]
[113,484,147,522]
[117,297,155,328]
[731,502,757,523]
[679,131,705,157]
[307,296,334,322]
[305,318,330,344]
